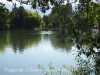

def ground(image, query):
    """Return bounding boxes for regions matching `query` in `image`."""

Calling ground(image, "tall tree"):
[48,3,73,28]
[0,2,11,29]
[24,9,45,29]
[10,6,25,29]
[11,6,45,29]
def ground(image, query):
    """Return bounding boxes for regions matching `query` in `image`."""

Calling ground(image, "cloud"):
[0,0,20,6]
[0,0,6,3]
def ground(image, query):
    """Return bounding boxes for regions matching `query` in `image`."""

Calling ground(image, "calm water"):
[0,30,77,75]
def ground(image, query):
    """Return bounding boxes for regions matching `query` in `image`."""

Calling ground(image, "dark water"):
[0,30,76,75]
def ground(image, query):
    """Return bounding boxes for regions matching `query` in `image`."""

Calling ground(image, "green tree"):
[42,4,73,29]
[0,2,10,29]
[24,9,45,29]
[11,6,45,29]
[18,6,25,29]
[43,15,52,28]
[10,6,25,29]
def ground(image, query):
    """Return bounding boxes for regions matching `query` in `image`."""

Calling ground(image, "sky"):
[0,0,51,17]
[0,0,99,18]
[0,0,80,17]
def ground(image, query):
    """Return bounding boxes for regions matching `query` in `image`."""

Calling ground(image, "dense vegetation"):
[6,0,100,29]
[0,3,11,29]
[43,3,73,28]
[43,1,100,30]
[0,2,45,30]
[1,0,100,30]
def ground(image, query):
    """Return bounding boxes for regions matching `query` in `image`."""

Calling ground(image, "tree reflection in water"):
[0,30,10,52]
[50,31,73,52]
[1,29,100,74]
[9,30,41,53]
[0,30,41,53]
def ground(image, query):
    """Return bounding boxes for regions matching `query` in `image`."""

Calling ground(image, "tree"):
[11,6,45,29]
[44,3,73,28]
[43,15,52,28]
[0,2,11,29]
[24,9,45,29]
[10,6,25,29]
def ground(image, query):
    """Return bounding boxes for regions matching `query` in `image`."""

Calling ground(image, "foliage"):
[75,2,100,30]
[43,4,73,28]
[10,6,45,29]
[15,0,66,13]
[24,9,43,29]
[0,2,45,30]
[10,6,24,29]
[0,2,11,29]
[5,0,100,30]
[43,15,52,28]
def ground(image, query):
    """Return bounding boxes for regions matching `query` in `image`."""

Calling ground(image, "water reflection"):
[0,30,41,53]
[9,30,41,53]
[0,30,73,53]
[50,31,73,52]
[0,30,77,75]
[0,30,10,52]
[40,31,73,52]
[1,29,100,74]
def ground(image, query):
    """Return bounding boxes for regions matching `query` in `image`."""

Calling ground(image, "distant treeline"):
[1,1,100,30]
[0,2,45,30]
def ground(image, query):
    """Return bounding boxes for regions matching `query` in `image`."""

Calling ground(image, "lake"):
[0,30,77,75]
